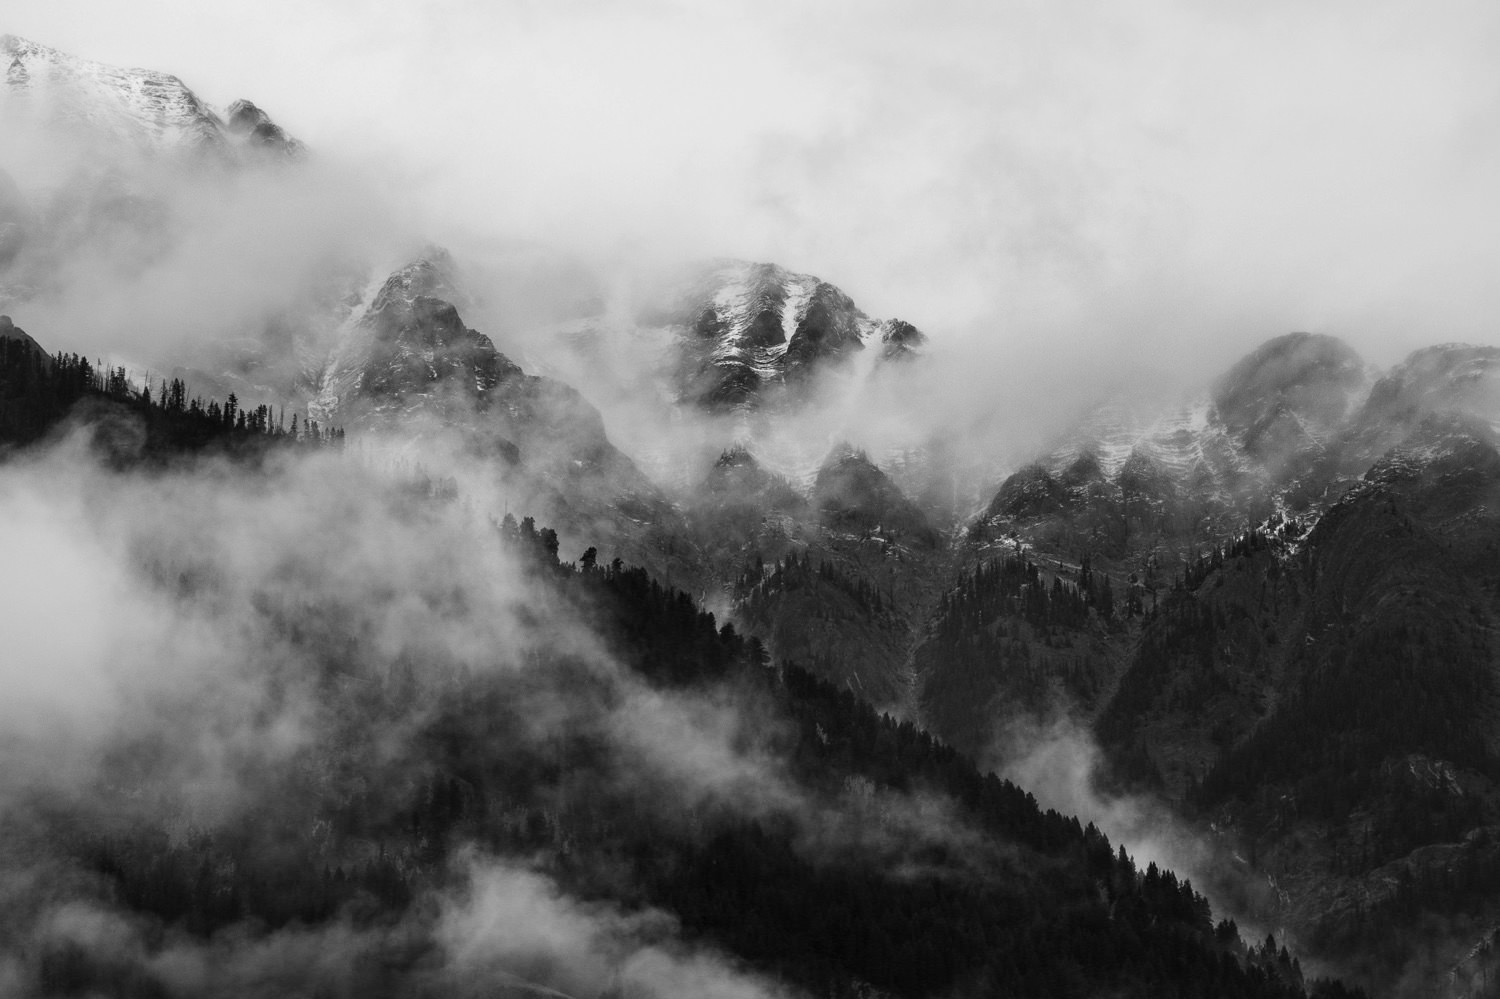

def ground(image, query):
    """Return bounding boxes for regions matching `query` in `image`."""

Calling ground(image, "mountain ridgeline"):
[929,333,1500,993]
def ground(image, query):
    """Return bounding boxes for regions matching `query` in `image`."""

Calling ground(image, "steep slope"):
[915,334,1500,994]
[1089,428,1500,988]
[918,549,1125,760]
[677,443,951,711]
[923,333,1480,799]
[687,444,810,558]
[813,443,942,548]
[311,253,693,584]
[939,334,1372,740]
[315,254,500,427]
[0,312,43,354]
[1099,342,1500,792]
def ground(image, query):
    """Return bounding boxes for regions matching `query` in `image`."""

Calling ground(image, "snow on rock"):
[669,259,925,410]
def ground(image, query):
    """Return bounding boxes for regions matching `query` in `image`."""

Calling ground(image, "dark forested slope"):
[0,328,1356,996]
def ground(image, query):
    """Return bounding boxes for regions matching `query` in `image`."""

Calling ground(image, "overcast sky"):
[9,0,1500,372]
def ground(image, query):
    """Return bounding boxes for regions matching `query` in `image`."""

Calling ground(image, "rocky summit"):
[657,259,924,410]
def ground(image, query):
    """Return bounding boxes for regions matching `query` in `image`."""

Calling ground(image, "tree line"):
[1,337,343,455]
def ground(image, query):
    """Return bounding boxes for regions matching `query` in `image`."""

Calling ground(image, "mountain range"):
[5,34,1500,998]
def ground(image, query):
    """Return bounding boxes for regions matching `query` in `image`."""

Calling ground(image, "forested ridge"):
[0,330,342,456]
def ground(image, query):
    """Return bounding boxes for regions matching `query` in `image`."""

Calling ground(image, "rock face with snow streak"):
[314,254,507,427]
[662,260,925,410]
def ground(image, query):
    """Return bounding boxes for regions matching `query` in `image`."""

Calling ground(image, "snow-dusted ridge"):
[1,33,302,159]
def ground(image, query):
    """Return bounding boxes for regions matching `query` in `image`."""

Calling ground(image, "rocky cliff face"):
[315,255,506,426]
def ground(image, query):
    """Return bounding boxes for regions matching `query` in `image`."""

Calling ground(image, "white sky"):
[8,0,1500,373]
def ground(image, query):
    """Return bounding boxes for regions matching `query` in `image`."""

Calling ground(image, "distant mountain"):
[1,33,302,159]
[0,312,42,353]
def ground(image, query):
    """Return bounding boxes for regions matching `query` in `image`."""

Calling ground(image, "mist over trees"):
[0,327,1368,998]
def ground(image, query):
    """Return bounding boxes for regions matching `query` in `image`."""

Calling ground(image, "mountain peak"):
[878,318,926,360]
[713,442,759,470]
[1211,332,1368,461]
[368,252,465,317]
[0,313,46,357]
[223,98,305,158]
[814,442,938,545]
[664,259,915,410]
